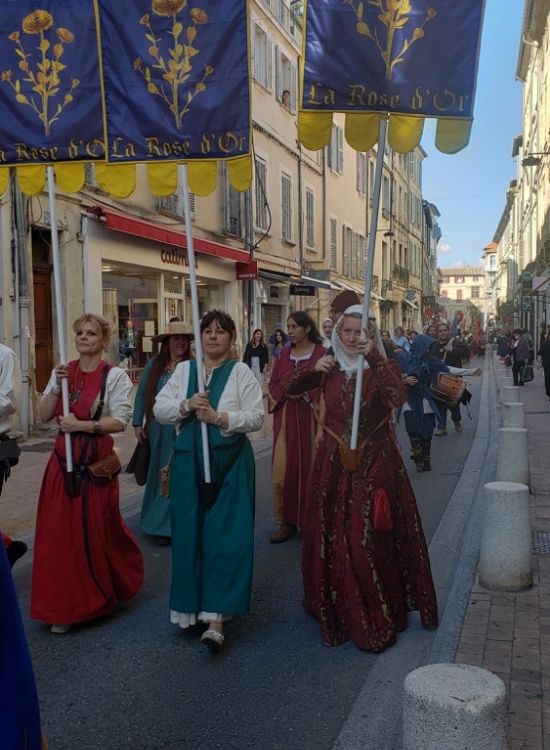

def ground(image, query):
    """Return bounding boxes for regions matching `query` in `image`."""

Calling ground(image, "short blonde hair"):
[73,313,112,349]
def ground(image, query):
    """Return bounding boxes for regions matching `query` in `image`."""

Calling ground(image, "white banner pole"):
[46,167,73,472]
[178,164,211,483]
[350,118,387,450]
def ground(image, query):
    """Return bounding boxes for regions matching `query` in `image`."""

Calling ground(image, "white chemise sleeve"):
[154,360,190,425]
[104,367,133,426]
[221,362,264,435]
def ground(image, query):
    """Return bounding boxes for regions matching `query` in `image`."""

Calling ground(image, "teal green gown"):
[133,358,176,539]
[169,360,256,616]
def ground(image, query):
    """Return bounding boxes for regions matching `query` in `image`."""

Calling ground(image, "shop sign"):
[236,260,258,280]
[522,272,533,292]
[160,247,196,268]
[290,284,315,296]
[405,289,416,300]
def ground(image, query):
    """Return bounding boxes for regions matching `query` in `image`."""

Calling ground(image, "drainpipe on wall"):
[11,180,30,436]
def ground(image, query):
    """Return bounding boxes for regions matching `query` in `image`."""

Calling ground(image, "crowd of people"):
[0,299,504,680]
[0,296,509,744]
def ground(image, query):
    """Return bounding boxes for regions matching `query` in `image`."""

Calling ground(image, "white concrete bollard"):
[498,376,513,394]
[479,481,532,590]
[496,427,529,485]
[502,401,525,428]
[403,664,507,750]
[502,385,520,403]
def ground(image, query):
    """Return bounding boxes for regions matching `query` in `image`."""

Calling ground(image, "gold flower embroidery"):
[152,0,186,16]
[134,0,213,129]
[345,0,438,79]
[1,10,79,135]
[22,10,53,35]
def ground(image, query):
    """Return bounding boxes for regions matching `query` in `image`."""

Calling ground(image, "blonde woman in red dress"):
[287,306,438,651]
[31,314,144,634]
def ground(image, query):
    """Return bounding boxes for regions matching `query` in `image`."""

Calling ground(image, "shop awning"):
[402,298,419,309]
[86,206,250,264]
[300,275,335,290]
[333,279,385,301]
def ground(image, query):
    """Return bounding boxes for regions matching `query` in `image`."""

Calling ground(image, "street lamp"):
[522,152,550,167]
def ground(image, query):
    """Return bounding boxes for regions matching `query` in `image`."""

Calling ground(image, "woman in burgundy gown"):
[268,312,326,543]
[31,314,143,633]
[288,306,438,652]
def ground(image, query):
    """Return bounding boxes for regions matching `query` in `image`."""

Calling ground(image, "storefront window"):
[102,261,225,381]
[183,281,223,321]
[102,261,159,378]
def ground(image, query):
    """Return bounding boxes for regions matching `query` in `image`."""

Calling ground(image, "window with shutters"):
[225,172,245,238]
[281,172,292,242]
[382,175,390,216]
[327,125,343,173]
[356,152,367,195]
[305,188,315,249]
[275,46,297,111]
[254,156,268,231]
[330,217,337,270]
[158,191,195,218]
[343,225,353,276]
[253,25,272,90]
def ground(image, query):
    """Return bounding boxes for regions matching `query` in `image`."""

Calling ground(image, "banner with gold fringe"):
[0,0,253,195]
[0,0,104,164]
[299,0,485,153]
[96,0,252,164]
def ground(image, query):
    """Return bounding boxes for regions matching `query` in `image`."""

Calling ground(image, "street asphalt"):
[10,358,488,750]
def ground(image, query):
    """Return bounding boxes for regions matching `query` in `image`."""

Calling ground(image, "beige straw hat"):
[152,320,194,343]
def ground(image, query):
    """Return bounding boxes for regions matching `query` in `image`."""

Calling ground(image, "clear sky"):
[420,0,525,269]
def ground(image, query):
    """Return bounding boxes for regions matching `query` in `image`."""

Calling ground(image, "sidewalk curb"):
[333,354,498,750]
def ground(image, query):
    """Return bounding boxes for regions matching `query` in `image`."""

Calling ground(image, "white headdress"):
[331,304,386,377]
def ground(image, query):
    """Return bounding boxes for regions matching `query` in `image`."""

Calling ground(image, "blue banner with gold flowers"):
[97,0,251,163]
[302,0,484,119]
[0,0,104,164]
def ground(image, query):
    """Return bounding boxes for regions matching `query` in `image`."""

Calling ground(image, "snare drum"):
[429,372,466,407]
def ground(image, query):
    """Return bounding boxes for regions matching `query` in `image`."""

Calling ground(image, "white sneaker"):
[435,427,447,436]
[454,422,463,433]
[51,623,72,634]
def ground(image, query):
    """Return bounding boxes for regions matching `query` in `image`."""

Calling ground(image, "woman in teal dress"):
[154,310,264,653]
[133,321,194,545]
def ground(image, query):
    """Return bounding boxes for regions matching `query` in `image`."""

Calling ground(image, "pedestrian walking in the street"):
[321,317,334,348]
[399,335,481,472]
[538,334,550,400]
[434,322,471,434]
[288,305,438,652]
[31,313,144,634]
[0,341,26,568]
[154,310,264,653]
[391,326,411,352]
[243,329,269,383]
[268,311,326,543]
[132,321,194,545]
[511,329,530,386]
[269,328,289,363]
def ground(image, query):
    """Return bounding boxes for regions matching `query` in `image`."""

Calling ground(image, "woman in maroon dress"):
[288,306,438,651]
[31,314,144,633]
[268,311,326,543]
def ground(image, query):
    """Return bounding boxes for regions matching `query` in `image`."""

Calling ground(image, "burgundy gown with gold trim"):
[31,362,144,625]
[289,349,438,652]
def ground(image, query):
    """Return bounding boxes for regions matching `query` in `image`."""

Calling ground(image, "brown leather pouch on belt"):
[88,451,122,485]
